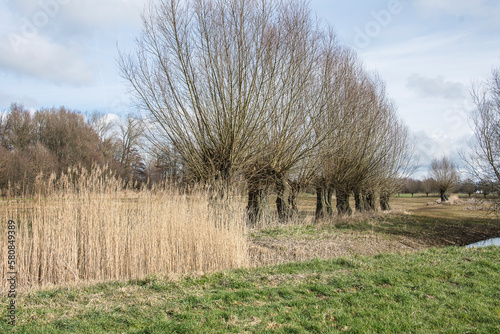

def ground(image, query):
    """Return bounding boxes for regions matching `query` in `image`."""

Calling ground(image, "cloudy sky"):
[1,0,499,177]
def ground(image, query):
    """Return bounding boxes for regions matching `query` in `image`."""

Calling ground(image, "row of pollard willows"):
[120,0,417,226]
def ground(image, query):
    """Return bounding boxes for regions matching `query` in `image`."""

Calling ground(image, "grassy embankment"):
[0,247,498,333]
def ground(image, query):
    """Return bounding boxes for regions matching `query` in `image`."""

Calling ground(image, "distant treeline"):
[0,103,179,195]
[399,177,493,198]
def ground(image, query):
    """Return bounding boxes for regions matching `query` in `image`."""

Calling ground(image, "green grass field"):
[1,195,499,333]
[1,247,499,333]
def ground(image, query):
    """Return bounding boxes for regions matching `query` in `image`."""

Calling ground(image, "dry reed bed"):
[0,168,247,292]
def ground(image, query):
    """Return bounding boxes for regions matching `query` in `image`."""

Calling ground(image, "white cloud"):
[0,90,38,107]
[412,130,471,178]
[0,0,148,85]
[66,0,146,29]
[358,27,498,138]
[414,0,498,18]
[406,74,466,99]
[0,1,100,86]
[0,33,94,86]
[7,0,146,32]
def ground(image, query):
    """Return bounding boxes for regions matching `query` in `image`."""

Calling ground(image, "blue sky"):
[1,0,499,178]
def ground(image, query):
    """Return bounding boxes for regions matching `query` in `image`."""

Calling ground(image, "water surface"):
[466,238,500,248]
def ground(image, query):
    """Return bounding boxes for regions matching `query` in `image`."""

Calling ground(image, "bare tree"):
[313,51,415,217]
[115,115,146,185]
[147,144,184,184]
[402,178,420,197]
[121,0,328,225]
[0,105,109,194]
[88,112,115,142]
[279,153,319,220]
[377,117,416,211]
[460,178,477,198]
[462,67,500,210]
[0,103,36,151]
[314,47,367,217]
[121,0,270,186]
[87,112,123,172]
[477,179,493,199]
[242,2,327,224]
[122,0,308,181]
[421,177,435,197]
[429,156,459,202]
[35,107,105,173]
